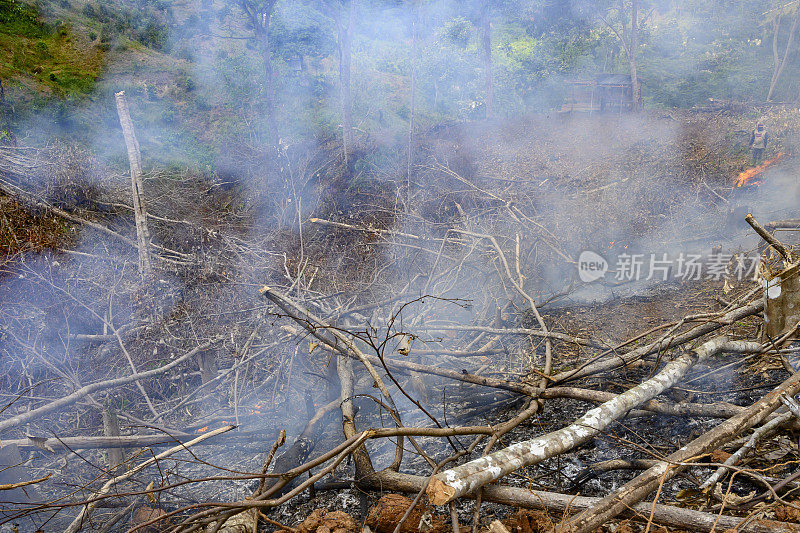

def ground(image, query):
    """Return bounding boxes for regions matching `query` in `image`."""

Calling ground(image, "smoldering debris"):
[2,103,800,533]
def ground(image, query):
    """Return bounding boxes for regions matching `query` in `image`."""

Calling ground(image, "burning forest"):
[6,0,800,532]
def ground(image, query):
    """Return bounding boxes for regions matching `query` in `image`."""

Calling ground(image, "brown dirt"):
[298,508,358,533]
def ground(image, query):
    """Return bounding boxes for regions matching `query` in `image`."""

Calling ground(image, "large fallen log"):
[368,471,799,533]
[560,364,800,533]
[543,386,762,420]
[426,337,760,505]
[0,431,272,452]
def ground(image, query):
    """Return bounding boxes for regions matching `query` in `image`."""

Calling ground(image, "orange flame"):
[735,153,787,187]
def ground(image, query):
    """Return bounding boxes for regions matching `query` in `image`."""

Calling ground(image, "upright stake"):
[115,91,152,279]
[102,406,125,475]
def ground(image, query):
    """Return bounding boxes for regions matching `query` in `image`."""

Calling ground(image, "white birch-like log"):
[115,91,152,278]
[562,363,800,533]
[427,337,761,505]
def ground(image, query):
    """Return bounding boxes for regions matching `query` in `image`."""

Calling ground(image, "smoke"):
[8,2,800,521]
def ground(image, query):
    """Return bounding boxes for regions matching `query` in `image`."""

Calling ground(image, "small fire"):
[735,153,787,187]
[197,421,232,433]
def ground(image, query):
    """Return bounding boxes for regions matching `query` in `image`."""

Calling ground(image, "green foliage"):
[82,0,171,51]
[442,17,473,48]
[270,4,335,60]
[0,0,102,102]
[0,0,49,38]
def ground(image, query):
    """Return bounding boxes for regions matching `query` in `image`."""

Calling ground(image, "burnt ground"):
[3,109,800,531]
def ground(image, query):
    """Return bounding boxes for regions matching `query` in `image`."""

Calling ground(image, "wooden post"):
[764,263,800,340]
[114,91,152,279]
[102,406,125,474]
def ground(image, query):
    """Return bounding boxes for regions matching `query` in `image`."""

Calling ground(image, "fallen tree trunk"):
[422,325,602,348]
[542,386,751,419]
[550,300,764,383]
[560,364,800,533]
[367,471,799,533]
[0,431,273,452]
[427,337,760,505]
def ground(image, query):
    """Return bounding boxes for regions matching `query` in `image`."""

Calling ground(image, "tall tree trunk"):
[257,7,279,151]
[628,0,641,109]
[481,1,494,118]
[337,0,356,165]
[771,14,782,100]
[407,0,418,197]
[769,12,798,101]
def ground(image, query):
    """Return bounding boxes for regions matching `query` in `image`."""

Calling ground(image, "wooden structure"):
[560,73,635,114]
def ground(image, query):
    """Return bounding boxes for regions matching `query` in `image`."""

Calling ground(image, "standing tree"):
[228,0,280,151]
[624,0,640,108]
[766,1,799,102]
[480,1,494,118]
[319,0,357,164]
[594,0,642,109]
[407,0,418,193]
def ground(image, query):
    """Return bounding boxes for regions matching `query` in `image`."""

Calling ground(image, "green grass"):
[0,0,46,38]
[0,0,103,98]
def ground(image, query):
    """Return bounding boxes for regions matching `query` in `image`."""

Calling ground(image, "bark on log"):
[427,337,760,505]
[560,364,800,533]
[747,213,794,261]
[766,219,800,231]
[0,432,248,451]
[102,407,125,474]
[366,471,799,533]
[542,386,751,419]
[550,300,764,383]
[115,90,152,278]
